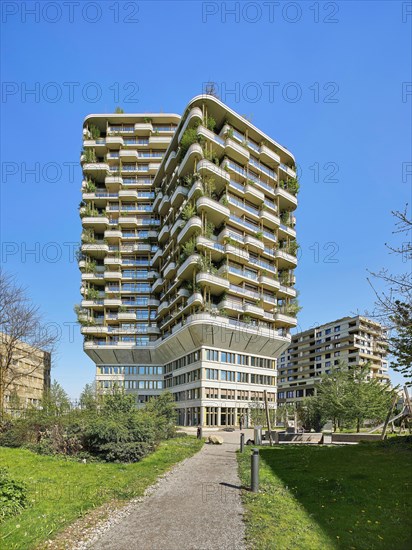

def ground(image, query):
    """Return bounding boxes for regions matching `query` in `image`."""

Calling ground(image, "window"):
[221,352,236,364]
[206,368,218,380]
[206,349,219,362]
[334,325,340,332]
[237,372,248,383]
[325,328,332,335]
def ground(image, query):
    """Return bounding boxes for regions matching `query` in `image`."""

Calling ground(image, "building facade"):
[0,334,51,413]
[277,315,389,405]
[78,95,299,426]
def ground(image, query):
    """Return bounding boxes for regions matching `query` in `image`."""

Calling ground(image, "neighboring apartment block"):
[78,95,299,426]
[0,333,51,412]
[277,316,389,405]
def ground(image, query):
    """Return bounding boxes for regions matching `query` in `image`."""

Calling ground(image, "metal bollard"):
[251,448,259,492]
[240,432,244,453]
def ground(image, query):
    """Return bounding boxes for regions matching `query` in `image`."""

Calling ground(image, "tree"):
[79,382,98,411]
[0,271,58,418]
[368,206,412,382]
[41,380,71,416]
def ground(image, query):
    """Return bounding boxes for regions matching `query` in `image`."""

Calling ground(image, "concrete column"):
[200,406,205,426]
[217,406,221,427]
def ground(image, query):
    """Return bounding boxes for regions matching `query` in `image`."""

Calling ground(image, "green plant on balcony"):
[220,195,229,207]
[255,299,264,308]
[185,281,200,293]
[204,116,216,131]
[280,211,290,225]
[197,255,216,275]
[119,306,128,313]
[178,128,201,162]
[288,240,299,256]
[279,271,291,286]
[180,237,197,262]
[181,202,196,221]
[83,148,96,163]
[115,107,124,113]
[224,237,238,247]
[84,180,96,193]
[86,287,100,300]
[83,260,97,273]
[242,315,252,325]
[219,309,229,317]
[202,176,216,198]
[204,221,215,239]
[144,117,152,123]
[255,231,263,241]
[287,177,299,195]
[224,127,234,139]
[89,124,101,140]
[81,229,96,244]
[286,299,301,316]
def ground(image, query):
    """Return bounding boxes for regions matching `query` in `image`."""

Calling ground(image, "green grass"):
[237,438,412,550]
[0,436,203,549]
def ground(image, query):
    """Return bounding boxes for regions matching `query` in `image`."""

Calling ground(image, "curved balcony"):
[105,175,123,187]
[177,216,202,245]
[148,298,160,307]
[163,261,177,280]
[260,209,280,229]
[82,216,109,231]
[275,249,298,268]
[81,326,109,336]
[158,224,170,243]
[279,163,296,179]
[104,256,122,267]
[170,185,188,208]
[260,145,280,166]
[187,292,204,308]
[275,186,298,210]
[118,216,137,228]
[158,194,171,216]
[218,298,243,315]
[187,181,204,202]
[243,303,265,319]
[225,138,250,164]
[259,275,280,291]
[177,254,200,280]
[83,162,109,175]
[118,312,137,321]
[153,191,163,211]
[149,135,171,148]
[105,136,124,148]
[278,222,296,239]
[151,247,163,267]
[147,270,160,280]
[225,244,249,264]
[157,300,170,318]
[196,236,224,261]
[104,271,122,281]
[104,229,122,241]
[119,149,139,162]
[151,277,164,294]
[104,297,122,307]
[119,189,138,201]
[274,312,298,328]
[135,122,153,134]
[81,242,109,258]
[244,235,265,253]
[196,125,225,154]
[171,218,185,237]
[81,272,105,284]
[178,143,203,177]
[178,107,203,142]
[277,285,297,299]
[196,197,230,225]
[165,151,178,173]
[244,183,265,204]
[197,160,230,190]
[196,272,229,294]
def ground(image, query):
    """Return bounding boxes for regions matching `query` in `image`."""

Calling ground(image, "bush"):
[0,468,28,522]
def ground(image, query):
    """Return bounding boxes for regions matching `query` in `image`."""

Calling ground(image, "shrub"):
[0,468,28,522]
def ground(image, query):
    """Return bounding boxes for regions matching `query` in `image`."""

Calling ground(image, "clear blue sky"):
[1,1,411,397]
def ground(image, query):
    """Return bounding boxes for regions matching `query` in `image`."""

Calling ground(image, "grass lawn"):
[0,436,203,550]
[237,438,412,550]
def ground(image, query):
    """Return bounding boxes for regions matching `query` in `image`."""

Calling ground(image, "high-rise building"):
[78,95,299,426]
[277,315,390,405]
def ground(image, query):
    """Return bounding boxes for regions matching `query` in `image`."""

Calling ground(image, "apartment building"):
[78,95,299,426]
[0,333,51,412]
[277,315,389,405]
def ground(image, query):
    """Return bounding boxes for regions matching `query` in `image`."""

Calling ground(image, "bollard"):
[251,448,259,493]
[240,432,244,453]
[198,426,203,439]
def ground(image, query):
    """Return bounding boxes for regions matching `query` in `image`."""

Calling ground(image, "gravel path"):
[88,430,251,550]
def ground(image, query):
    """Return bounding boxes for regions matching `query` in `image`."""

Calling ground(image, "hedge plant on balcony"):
[178,128,202,162]
[84,180,96,193]
[81,229,96,244]
[82,148,96,163]
[179,237,197,264]
[204,221,215,239]
[181,202,196,221]
[89,124,101,140]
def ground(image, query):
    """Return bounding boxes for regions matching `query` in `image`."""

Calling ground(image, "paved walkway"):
[90,429,253,550]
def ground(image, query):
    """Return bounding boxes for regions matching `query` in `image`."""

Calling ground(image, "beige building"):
[277,315,389,405]
[0,334,51,412]
[79,95,299,426]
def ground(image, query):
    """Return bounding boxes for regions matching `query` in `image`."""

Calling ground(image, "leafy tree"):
[79,382,98,411]
[41,380,71,416]
[368,206,412,382]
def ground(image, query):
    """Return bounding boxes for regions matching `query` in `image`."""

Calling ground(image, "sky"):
[1,0,411,398]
